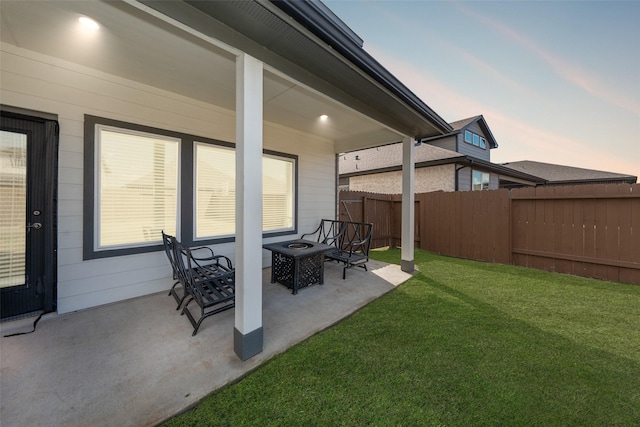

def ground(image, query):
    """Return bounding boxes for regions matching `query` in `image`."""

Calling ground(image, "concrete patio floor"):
[0,259,411,427]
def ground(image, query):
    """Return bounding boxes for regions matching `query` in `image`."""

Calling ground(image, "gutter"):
[269,0,453,136]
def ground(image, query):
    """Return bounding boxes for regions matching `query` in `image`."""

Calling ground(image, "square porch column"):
[234,53,264,360]
[401,137,415,273]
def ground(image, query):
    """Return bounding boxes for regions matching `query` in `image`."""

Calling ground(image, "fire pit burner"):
[286,242,312,249]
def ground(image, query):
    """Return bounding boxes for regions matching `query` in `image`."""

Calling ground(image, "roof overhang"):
[143,0,451,143]
[1,0,450,153]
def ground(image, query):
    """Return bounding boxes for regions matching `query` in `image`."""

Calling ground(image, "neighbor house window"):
[472,170,490,190]
[464,130,487,149]
[95,125,179,250]
[464,130,472,144]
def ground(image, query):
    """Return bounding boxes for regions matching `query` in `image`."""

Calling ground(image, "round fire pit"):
[286,242,312,249]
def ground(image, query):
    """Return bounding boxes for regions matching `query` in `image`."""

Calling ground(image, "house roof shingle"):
[501,160,637,184]
[449,115,482,131]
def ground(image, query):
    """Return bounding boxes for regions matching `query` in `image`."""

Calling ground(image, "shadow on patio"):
[0,259,411,427]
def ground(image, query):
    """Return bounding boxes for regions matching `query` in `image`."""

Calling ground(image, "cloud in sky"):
[455,2,640,119]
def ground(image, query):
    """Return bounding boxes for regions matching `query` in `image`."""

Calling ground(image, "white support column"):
[401,136,415,272]
[234,53,264,361]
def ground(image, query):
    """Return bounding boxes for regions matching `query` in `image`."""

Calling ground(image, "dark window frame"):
[471,169,490,191]
[83,115,298,260]
[464,130,488,150]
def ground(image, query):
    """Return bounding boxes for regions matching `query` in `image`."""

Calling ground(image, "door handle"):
[26,222,42,231]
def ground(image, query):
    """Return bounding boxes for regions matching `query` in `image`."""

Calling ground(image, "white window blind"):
[97,127,178,249]
[195,144,295,238]
[195,143,236,239]
[263,155,294,232]
[0,131,27,288]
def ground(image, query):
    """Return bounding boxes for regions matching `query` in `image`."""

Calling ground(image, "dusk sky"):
[324,0,640,179]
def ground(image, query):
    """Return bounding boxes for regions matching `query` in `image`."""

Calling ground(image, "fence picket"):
[339,184,640,285]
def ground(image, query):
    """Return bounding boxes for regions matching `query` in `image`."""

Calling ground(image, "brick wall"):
[348,164,455,194]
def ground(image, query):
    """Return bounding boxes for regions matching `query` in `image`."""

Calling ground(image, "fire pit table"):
[262,239,335,294]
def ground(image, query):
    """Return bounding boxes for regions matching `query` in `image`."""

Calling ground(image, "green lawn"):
[164,249,640,426]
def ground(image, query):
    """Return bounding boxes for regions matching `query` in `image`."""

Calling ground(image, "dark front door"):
[1,111,58,319]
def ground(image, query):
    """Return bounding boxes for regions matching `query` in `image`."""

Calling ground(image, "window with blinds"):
[195,144,295,239]
[86,117,298,257]
[0,131,27,288]
[96,126,179,249]
[195,143,236,238]
[263,154,294,232]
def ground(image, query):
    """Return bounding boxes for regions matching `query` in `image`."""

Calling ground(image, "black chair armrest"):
[189,246,215,260]
[301,222,324,241]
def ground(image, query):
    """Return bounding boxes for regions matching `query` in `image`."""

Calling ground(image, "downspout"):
[455,160,472,191]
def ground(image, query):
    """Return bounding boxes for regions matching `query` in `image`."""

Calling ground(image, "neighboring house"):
[425,115,497,161]
[0,0,450,359]
[340,115,544,193]
[502,161,637,185]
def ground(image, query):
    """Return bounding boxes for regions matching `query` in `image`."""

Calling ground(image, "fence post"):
[508,189,512,265]
[401,137,415,272]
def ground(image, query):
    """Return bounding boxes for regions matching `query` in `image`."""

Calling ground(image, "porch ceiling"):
[0,0,404,151]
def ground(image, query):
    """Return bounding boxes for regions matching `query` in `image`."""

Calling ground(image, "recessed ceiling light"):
[79,16,100,30]
[320,114,328,121]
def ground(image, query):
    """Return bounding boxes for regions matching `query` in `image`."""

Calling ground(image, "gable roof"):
[449,116,481,131]
[425,115,498,149]
[502,161,637,184]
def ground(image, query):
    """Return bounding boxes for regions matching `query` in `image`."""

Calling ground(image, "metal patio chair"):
[162,231,233,311]
[323,221,373,279]
[172,240,235,336]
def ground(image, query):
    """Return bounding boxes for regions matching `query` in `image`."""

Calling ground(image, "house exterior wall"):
[456,122,491,161]
[456,167,500,191]
[457,167,472,191]
[490,173,500,189]
[347,164,455,194]
[424,135,456,152]
[1,43,336,313]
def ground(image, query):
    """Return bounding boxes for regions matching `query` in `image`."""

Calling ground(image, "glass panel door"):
[1,111,58,319]
[0,130,27,288]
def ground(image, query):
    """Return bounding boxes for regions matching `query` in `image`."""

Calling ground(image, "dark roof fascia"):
[271,0,364,48]
[474,115,498,149]
[268,0,453,136]
[546,177,638,185]
[461,157,545,183]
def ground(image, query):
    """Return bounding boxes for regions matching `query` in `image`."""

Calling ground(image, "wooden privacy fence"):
[339,183,640,285]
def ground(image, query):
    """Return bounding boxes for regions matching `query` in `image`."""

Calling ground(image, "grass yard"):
[164,249,640,426]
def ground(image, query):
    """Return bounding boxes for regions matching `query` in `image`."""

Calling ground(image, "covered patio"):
[1,260,411,427]
[1,0,451,362]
